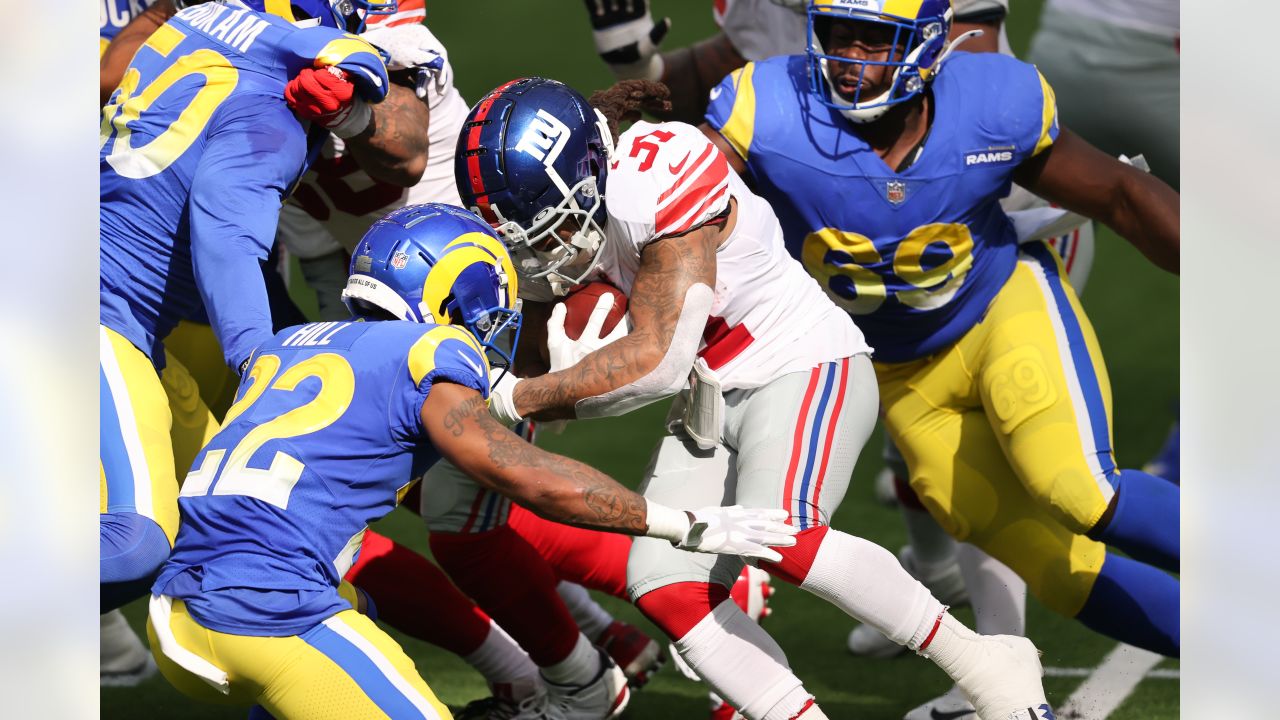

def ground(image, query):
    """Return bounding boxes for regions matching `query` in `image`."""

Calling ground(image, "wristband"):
[328,97,372,139]
[645,500,692,543]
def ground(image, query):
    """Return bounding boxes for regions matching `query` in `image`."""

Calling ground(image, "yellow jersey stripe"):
[144,24,187,58]
[720,63,758,162]
[1032,70,1058,157]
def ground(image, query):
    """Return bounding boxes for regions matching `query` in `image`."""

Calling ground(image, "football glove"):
[285,66,372,138]
[646,503,798,563]
[583,0,671,81]
[547,293,630,373]
[487,367,523,427]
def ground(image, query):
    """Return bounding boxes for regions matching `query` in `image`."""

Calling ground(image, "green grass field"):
[103,2,1179,717]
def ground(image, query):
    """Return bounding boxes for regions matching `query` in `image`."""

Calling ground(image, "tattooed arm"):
[423,381,650,534]
[423,380,799,558]
[510,204,729,421]
[343,84,431,187]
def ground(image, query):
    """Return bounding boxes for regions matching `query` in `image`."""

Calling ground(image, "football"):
[560,281,628,341]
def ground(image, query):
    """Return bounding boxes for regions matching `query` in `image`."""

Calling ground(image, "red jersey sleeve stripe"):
[654,155,730,236]
[657,143,716,205]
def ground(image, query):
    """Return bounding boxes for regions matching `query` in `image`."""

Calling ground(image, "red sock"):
[344,530,491,657]
[508,504,631,600]
[760,525,831,586]
[431,525,580,667]
[634,581,731,641]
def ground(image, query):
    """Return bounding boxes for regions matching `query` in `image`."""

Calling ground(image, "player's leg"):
[423,459,628,717]
[508,502,631,600]
[148,598,451,718]
[982,244,1179,571]
[886,380,1179,657]
[629,434,820,720]
[728,356,1049,720]
[342,528,540,701]
[100,326,178,611]
[160,350,220,482]
[163,319,240,418]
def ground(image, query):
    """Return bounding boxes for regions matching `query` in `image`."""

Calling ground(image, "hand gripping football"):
[560,281,628,341]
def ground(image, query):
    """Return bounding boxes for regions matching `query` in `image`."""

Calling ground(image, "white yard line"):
[1052,644,1166,719]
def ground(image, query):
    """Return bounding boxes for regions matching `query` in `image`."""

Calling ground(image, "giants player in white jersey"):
[457,76,1053,720]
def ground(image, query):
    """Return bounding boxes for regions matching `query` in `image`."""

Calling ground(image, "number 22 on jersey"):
[181,353,355,509]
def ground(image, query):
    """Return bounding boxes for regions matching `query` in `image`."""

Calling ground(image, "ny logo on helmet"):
[516,109,571,168]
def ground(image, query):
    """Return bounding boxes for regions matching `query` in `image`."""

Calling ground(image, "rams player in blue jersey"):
[145,203,796,719]
[99,0,392,612]
[703,0,1180,656]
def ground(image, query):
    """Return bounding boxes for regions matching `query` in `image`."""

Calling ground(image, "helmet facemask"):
[488,175,608,299]
[807,2,964,124]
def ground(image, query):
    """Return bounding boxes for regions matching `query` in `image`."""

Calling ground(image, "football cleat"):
[100,610,157,687]
[595,620,664,689]
[848,546,968,658]
[949,635,1051,720]
[902,685,974,720]
[543,648,630,720]
[455,684,557,720]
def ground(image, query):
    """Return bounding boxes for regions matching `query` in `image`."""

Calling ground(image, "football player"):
[702,0,1180,660]
[99,0,390,613]
[146,203,797,719]
[457,76,1052,720]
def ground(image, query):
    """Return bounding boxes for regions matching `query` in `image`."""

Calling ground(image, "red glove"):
[285,66,371,138]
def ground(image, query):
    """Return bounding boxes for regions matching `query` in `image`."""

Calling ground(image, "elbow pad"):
[575,283,713,419]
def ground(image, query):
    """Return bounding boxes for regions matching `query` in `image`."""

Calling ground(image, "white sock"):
[900,505,958,576]
[799,529,944,647]
[676,600,812,720]
[956,544,1027,636]
[916,612,983,682]
[462,620,539,699]
[540,632,600,686]
[557,581,614,641]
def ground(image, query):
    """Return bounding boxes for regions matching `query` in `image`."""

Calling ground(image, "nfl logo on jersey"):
[391,252,409,269]
[886,180,907,205]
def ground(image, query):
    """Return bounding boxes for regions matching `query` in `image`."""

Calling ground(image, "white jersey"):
[275,7,469,259]
[593,121,868,391]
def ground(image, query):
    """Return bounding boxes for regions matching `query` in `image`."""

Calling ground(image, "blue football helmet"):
[342,203,523,376]
[807,0,972,123]
[232,0,397,33]
[455,77,616,300]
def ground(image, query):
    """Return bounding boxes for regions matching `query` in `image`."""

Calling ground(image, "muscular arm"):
[423,382,652,534]
[342,84,430,187]
[511,218,723,420]
[513,299,553,377]
[100,0,175,106]
[654,33,747,124]
[1013,128,1180,274]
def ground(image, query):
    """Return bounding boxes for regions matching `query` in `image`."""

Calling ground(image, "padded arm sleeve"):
[575,283,713,419]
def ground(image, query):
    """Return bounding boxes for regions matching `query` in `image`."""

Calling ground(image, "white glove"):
[360,23,450,100]
[547,293,630,373]
[583,0,671,81]
[646,501,798,563]
[487,368,523,427]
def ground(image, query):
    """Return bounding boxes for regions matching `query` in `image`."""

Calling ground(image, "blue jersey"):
[100,0,388,370]
[153,320,490,635]
[706,52,1059,362]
